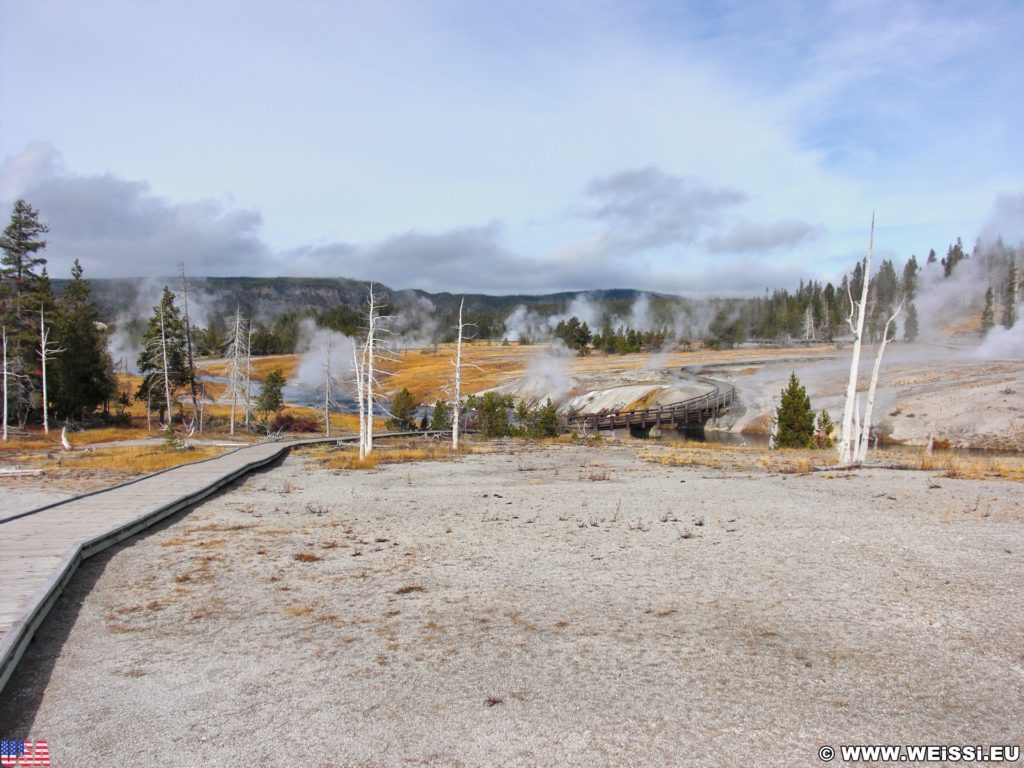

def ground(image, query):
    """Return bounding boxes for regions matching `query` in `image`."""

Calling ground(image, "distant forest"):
[73,235,1021,358]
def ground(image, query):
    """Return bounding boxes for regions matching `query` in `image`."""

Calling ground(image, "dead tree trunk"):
[179,264,201,432]
[2,326,8,442]
[353,342,366,455]
[838,215,874,465]
[452,297,465,451]
[356,283,395,458]
[856,302,902,463]
[38,308,63,435]
[323,335,333,438]
[227,307,244,436]
[158,304,174,426]
[363,290,376,456]
[244,321,253,428]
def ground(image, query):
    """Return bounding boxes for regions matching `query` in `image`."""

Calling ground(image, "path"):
[0,433,411,694]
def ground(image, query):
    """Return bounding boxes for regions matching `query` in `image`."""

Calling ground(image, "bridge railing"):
[573,382,735,432]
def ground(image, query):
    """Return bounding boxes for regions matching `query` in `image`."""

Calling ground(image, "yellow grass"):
[386,342,842,404]
[0,425,152,453]
[387,343,538,402]
[186,343,843,420]
[640,439,1024,481]
[910,451,1024,481]
[313,441,495,471]
[63,426,153,444]
[55,445,227,474]
[639,441,839,473]
[199,354,300,381]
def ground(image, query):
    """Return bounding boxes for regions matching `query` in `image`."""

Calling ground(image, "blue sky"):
[1,0,1022,294]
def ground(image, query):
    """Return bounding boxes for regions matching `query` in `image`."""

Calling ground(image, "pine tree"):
[942,238,966,278]
[901,255,919,301]
[530,398,559,437]
[52,260,116,420]
[775,372,815,448]
[981,286,995,333]
[0,199,49,321]
[0,200,51,423]
[388,387,419,430]
[1004,262,1018,328]
[430,399,453,430]
[136,287,190,423]
[256,368,285,417]
[904,302,919,341]
[814,409,835,448]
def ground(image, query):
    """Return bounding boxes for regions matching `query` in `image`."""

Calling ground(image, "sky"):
[1,0,1023,296]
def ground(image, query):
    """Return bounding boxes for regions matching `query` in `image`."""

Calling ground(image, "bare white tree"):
[803,304,815,341]
[837,215,874,465]
[355,283,396,459]
[225,307,250,436]
[244,320,254,428]
[157,304,174,426]
[452,298,465,450]
[2,326,8,442]
[320,334,343,437]
[178,264,202,432]
[38,308,64,434]
[352,341,366,452]
[855,302,903,463]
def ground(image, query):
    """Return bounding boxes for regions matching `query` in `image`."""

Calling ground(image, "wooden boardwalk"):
[572,382,735,433]
[0,435,362,694]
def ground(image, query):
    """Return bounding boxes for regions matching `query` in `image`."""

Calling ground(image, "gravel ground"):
[2,443,1023,767]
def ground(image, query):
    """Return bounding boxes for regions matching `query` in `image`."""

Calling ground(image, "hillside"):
[65,276,659,322]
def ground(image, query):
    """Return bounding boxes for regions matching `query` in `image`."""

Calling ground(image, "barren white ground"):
[2,444,1023,767]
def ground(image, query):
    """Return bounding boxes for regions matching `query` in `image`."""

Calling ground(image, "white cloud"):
[706,219,823,254]
[0,143,272,279]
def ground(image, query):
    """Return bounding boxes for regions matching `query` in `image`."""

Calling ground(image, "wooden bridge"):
[571,379,735,434]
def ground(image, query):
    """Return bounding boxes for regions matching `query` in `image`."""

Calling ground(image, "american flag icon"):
[0,740,50,767]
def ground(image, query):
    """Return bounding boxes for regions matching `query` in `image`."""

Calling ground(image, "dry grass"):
[910,451,1024,481]
[199,354,300,381]
[395,584,426,595]
[54,445,226,475]
[640,441,839,474]
[314,440,495,471]
[386,343,539,402]
[642,440,1024,482]
[386,342,841,404]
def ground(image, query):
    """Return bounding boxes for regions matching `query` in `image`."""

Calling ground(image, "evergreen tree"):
[981,286,995,333]
[0,199,49,320]
[774,372,815,448]
[528,398,559,437]
[814,409,835,448]
[136,287,190,422]
[901,255,919,301]
[430,399,453,430]
[874,259,899,309]
[388,387,419,430]
[0,200,51,423]
[1004,262,1018,328]
[52,260,116,420]
[256,368,285,417]
[470,391,513,438]
[942,238,966,277]
[904,302,919,341]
